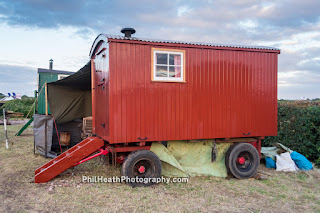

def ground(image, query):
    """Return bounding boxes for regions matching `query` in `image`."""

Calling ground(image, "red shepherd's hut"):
[35,28,280,186]
[90,30,279,144]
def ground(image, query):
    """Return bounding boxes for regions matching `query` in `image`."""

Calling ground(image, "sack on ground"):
[290,151,313,171]
[276,152,299,172]
[266,157,276,169]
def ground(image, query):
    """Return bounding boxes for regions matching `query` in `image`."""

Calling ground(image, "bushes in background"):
[0,97,35,118]
[263,100,320,164]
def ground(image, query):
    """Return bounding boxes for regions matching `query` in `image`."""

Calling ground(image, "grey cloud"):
[278,70,320,99]
[278,47,320,74]
[0,0,176,32]
[256,0,320,27]
[279,84,320,99]
[0,64,37,96]
[1,0,319,42]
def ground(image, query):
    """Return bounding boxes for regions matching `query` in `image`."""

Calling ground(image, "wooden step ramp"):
[35,137,104,183]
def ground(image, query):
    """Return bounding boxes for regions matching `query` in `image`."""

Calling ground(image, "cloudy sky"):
[0,0,319,99]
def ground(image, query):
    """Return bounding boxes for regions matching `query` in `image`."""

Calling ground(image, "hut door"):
[92,42,109,140]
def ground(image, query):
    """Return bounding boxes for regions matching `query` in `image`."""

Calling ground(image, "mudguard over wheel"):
[121,150,162,187]
[225,143,259,179]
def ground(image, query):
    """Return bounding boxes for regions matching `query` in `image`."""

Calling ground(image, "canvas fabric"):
[150,140,231,177]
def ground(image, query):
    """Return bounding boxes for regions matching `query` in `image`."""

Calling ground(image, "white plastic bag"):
[276,152,299,172]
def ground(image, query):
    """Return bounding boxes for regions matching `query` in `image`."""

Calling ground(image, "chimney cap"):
[49,59,53,70]
[121,27,136,37]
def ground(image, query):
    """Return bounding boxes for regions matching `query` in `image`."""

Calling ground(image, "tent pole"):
[45,120,47,158]
[34,90,36,154]
[45,83,48,116]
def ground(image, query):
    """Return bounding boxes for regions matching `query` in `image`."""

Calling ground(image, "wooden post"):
[34,90,37,114]
[3,108,8,149]
[45,83,48,115]
[45,120,47,158]
[45,82,48,157]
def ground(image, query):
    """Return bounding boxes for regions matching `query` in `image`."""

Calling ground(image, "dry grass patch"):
[0,124,320,212]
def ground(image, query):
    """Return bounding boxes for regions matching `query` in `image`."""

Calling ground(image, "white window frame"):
[58,74,69,80]
[151,48,185,82]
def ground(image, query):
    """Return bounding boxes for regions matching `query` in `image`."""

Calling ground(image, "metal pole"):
[3,108,8,149]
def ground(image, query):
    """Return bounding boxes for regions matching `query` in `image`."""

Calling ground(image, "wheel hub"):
[238,157,246,165]
[138,166,146,173]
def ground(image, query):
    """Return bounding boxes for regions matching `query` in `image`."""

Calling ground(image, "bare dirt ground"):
[1,124,320,213]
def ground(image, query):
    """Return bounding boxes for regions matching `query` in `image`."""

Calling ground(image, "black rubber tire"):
[225,143,259,179]
[121,150,162,187]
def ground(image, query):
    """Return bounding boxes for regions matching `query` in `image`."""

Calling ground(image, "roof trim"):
[90,34,280,56]
[38,68,74,75]
[89,34,108,58]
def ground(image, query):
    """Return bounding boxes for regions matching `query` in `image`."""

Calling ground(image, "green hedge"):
[263,100,320,164]
[0,98,35,118]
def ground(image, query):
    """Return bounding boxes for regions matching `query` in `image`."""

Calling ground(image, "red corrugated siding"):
[100,41,278,144]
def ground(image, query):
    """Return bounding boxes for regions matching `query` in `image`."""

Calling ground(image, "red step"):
[35,137,104,183]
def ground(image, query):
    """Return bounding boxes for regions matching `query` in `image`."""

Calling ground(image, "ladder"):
[16,117,34,136]
[35,137,105,183]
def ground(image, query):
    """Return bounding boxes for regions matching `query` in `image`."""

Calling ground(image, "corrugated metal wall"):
[105,42,278,144]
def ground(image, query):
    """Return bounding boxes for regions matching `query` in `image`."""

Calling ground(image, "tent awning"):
[47,61,92,124]
[48,61,91,90]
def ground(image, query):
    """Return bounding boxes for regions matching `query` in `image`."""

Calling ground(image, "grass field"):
[1,124,320,212]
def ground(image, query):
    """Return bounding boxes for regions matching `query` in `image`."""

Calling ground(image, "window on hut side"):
[152,48,185,82]
[58,74,69,80]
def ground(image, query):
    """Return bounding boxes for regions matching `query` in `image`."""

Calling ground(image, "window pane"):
[156,66,168,77]
[169,54,181,65]
[169,66,181,77]
[156,53,168,65]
